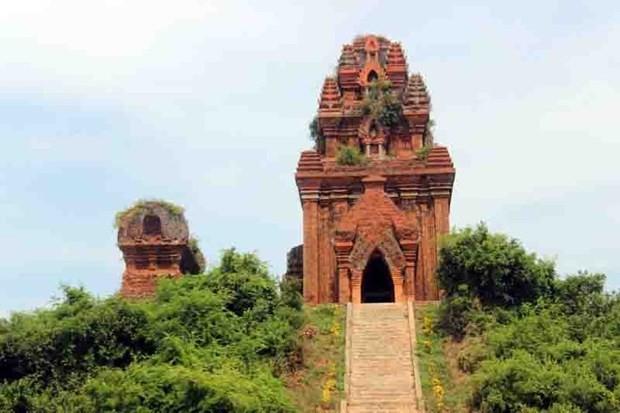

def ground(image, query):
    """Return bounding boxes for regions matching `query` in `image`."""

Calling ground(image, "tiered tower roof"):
[387,42,406,66]
[318,77,341,114]
[338,44,358,68]
[403,73,431,113]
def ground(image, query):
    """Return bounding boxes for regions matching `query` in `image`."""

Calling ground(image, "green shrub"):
[308,115,324,152]
[438,293,474,340]
[434,224,620,412]
[336,145,367,166]
[457,336,488,373]
[84,363,295,413]
[0,249,303,412]
[469,298,620,412]
[472,348,620,412]
[0,288,154,384]
[360,79,403,128]
[554,272,607,315]
[438,223,555,308]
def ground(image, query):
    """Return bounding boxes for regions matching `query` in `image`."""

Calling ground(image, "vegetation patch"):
[0,249,304,412]
[187,236,206,272]
[431,223,620,412]
[424,118,436,146]
[416,145,432,161]
[360,79,403,128]
[336,145,368,166]
[416,304,471,412]
[114,199,185,228]
[285,304,346,412]
[309,115,325,153]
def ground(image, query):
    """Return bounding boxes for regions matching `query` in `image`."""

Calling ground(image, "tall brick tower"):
[295,35,455,304]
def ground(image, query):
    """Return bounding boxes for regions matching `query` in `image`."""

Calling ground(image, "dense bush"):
[0,249,302,412]
[438,223,556,308]
[0,288,154,384]
[471,298,620,412]
[435,223,620,412]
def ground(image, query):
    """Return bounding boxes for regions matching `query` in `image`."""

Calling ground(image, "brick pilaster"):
[302,194,320,304]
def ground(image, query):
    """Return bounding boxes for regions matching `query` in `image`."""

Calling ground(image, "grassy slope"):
[285,304,346,412]
[415,304,471,413]
[284,303,476,412]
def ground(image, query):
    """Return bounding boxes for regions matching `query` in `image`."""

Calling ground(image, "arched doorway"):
[361,250,395,303]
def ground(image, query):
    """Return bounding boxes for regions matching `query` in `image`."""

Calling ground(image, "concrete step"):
[346,401,417,413]
[346,303,418,411]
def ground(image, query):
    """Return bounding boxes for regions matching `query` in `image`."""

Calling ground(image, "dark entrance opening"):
[361,251,395,303]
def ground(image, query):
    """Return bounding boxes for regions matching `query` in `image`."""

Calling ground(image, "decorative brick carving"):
[295,35,456,303]
[349,229,405,272]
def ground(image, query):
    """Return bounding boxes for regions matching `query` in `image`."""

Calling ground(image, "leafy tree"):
[438,223,555,307]
[554,271,607,314]
[0,249,302,412]
[433,224,620,412]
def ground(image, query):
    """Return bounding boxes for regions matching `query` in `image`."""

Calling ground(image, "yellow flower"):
[422,320,433,335]
[321,387,331,403]
[321,377,337,403]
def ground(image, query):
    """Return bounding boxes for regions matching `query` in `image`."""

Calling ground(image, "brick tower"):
[116,200,205,298]
[295,35,455,304]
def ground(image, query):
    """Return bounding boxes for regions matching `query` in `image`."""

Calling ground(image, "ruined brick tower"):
[116,200,205,298]
[294,35,455,304]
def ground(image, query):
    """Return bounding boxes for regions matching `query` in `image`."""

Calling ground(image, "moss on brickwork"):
[114,199,185,229]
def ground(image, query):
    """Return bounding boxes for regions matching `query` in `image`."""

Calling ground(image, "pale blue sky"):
[1,1,619,316]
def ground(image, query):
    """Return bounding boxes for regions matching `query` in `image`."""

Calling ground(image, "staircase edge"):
[343,302,353,411]
[408,299,426,412]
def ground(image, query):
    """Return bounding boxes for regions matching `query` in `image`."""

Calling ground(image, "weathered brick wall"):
[120,269,183,298]
[284,244,303,286]
[295,35,455,304]
[119,243,186,298]
[117,200,204,298]
[300,177,451,303]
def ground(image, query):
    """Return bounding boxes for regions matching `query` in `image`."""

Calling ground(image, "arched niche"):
[143,214,162,236]
[367,70,379,83]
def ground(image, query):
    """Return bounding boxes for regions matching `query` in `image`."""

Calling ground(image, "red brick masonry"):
[295,35,455,304]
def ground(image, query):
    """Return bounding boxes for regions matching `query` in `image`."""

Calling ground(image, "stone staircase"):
[344,302,422,413]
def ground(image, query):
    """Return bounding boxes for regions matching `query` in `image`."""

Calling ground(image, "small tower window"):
[143,214,162,236]
[367,70,378,83]
[369,123,378,138]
